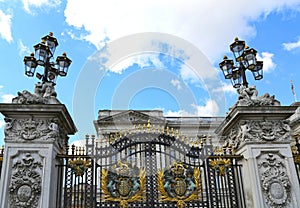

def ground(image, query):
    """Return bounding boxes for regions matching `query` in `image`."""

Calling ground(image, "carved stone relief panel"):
[257,152,291,207]
[9,152,43,208]
[225,120,291,148]
[4,116,66,148]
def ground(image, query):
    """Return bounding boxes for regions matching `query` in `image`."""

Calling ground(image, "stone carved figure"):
[12,82,60,104]
[9,152,43,208]
[258,153,291,207]
[230,85,280,110]
[226,120,291,148]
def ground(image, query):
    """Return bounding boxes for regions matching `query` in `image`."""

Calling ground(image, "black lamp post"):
[23,32,72,85]
[219,37,263,88]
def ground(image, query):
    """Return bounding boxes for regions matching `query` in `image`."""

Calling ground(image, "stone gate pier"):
[216,86,300,208]
[0,84,76,208]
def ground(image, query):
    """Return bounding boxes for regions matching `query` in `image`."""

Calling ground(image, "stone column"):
[216,99,300,207]
[0,84,76,208]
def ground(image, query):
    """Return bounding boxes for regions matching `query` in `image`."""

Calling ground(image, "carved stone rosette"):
[258,153,291,207]
[9,152,43,208]
[226,120,291,148]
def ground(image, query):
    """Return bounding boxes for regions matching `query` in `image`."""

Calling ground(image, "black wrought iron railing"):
[56,132,246,208]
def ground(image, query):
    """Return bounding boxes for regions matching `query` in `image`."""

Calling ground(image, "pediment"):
[97,110,165,125]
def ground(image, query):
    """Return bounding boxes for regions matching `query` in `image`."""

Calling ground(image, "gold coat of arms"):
[158,161,201,208]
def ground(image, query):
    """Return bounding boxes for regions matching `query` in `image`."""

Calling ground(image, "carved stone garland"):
[226,120,291,148]
[9,152,43,208]
[258,153,291,207]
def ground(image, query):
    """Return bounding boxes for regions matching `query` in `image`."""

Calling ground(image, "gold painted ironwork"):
[68,157,91,177]
[158,161,201,208]
[0,145,4,162]
[102,120,214,149]
[292,134,300,164]
[209,158,231,176]
[101,161,146,208]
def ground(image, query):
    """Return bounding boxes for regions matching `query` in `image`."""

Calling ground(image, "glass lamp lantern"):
[42,32,58,55]
[24,53,37,77]
[219,56,234,79]
[48,67,59,84]
[243,47,257,70]
[231,69,242,88]
[56,52,72,76]
[230,37,245,62]
[252,61,263,80]
[34,40,51,65]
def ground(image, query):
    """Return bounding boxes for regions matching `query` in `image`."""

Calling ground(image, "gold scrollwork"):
[101,161,146,208]
[209,158,231,176]
[158,162,201,208]
[68,157,91,177]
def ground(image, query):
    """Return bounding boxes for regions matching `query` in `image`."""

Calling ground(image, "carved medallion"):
[258,153,291,207]
[9,152,43,208]
[101,161,146,208]
[158,161,201,208]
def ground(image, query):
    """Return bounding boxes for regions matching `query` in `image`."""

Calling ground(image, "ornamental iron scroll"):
[258,153,291,207]
[101,161,146,208]
[158,161,201,208]
[9,152,43,208]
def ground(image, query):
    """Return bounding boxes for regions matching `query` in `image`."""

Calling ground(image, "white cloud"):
[164,99,219,117]
[1,94,14,103]
[21,0,61,14]
[0,85,14,103]
[64,0,300,61]
[212,82,237,95]
[257,52,276,73]
[0,118,4,129]
[0,9,12,42]
[110,54,166,74]
[18,39,31,57]
[283,37,300,51]
[170,79,182,90]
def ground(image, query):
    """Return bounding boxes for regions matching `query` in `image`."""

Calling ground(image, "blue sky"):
[1,0,300,145]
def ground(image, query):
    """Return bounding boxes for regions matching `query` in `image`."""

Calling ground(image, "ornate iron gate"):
[57,125,245,208]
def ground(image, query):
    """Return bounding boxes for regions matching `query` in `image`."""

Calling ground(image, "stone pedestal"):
[216,106,300,208]
[0,104,76,208]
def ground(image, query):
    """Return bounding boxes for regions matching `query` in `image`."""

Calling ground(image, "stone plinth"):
[0,104,77,208]
[216,106,300,208]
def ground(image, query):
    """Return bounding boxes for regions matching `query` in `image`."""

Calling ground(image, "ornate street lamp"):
[23,32,72,85]
[219,37,263,88]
